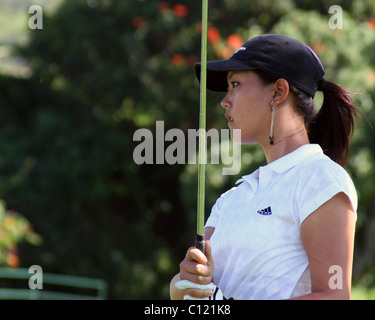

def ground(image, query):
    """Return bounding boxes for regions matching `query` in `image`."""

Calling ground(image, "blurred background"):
[0,0,374,299]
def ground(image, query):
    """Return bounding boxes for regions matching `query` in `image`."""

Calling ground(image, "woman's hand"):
[170,240,215,299]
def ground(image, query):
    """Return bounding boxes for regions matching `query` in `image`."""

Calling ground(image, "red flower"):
[7,252,20,268]
[173,4,188,17]
[132,16,144,29]
[207,27,221,44]
[227,34,244,50]
[171,54,185,66]
[368,18,375,29]
[313,41,327,55]
[220,46,233,59]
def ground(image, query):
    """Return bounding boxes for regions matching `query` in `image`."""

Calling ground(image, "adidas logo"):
[257,206,272,216]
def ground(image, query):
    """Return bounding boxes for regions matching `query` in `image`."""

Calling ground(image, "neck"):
[261,125,310,164]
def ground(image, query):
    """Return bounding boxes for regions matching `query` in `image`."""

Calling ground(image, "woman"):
[170,34,358,300]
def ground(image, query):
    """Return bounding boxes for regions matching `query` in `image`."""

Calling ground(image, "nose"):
[221,92,231,110]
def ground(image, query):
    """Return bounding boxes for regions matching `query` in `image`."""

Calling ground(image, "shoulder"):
[208,184,238,211]
[205,185,238,228]
[296,154,357,223]
[215,185,238,206]
[298,154,356,195]
[299,153,351,178]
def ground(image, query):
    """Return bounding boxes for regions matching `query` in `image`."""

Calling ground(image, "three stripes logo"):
[257,206,272,216]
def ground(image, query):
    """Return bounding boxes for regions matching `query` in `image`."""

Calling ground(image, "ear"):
[272,78,289,106]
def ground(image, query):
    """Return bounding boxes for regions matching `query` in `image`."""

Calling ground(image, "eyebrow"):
[228,70,244,82]
[227,72,235,82]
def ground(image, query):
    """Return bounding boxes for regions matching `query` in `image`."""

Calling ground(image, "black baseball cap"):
[195,34,325,97]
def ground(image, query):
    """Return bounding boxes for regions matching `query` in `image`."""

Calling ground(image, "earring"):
[269,101,275,145]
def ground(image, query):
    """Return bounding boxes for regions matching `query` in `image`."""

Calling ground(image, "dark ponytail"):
[308,80,358,167]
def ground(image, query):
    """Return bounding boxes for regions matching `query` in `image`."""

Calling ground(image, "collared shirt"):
[205,144,357,300]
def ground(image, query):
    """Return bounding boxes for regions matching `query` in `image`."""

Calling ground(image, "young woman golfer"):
[170,34,358,300]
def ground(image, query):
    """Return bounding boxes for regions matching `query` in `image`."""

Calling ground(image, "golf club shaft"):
[196,0,208,253]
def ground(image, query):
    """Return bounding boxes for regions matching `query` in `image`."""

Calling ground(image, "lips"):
[225,113,233,122]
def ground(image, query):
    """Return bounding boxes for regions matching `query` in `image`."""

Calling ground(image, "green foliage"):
[0,200,42,267]
[352,286,375,300]
[0,0,374,298]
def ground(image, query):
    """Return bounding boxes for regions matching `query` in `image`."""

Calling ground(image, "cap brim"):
[195,58,256,92]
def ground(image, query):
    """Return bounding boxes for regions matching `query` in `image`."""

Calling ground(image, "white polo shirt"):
[205,144,357,300]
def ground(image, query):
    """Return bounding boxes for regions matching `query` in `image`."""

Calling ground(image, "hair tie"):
[317,78,327,91]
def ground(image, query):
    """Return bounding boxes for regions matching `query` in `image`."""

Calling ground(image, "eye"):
[232,81,239,88]
[226,77,240,91]
[228,82,239,91]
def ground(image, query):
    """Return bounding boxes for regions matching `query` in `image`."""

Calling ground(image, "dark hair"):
[255,70,358,167]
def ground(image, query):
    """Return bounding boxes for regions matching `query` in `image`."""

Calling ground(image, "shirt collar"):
[235,169,259,193]
[236,144,323,188]
[265,144,323,174]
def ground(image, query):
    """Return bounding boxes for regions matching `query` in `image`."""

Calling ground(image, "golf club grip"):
[195,234,205,253]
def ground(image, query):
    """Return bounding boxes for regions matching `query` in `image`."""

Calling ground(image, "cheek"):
[236,97,265,125]
[233,97,269,142]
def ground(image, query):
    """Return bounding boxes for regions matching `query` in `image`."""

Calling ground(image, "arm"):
[170,227,215,300]
[291,192,356,300]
